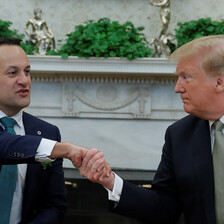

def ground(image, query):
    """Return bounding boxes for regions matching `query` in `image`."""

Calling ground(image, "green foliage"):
[175,18,224,48]
[0,19,24,39]
[0,19,37,54]
[48,18,153,60]
[20,42,38,55]
[0,17,152,59]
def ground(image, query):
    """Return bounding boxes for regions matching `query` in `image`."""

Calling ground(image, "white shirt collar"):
[0,110,24,129]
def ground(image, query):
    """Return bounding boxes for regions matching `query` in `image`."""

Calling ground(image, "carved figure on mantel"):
[149,0,175,57]
[150,0,170,34]
[25,8,55,55]
[150,32,175,58]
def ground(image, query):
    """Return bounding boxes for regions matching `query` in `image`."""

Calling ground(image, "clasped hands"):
[50,142,115,189]
[66,144,115,190]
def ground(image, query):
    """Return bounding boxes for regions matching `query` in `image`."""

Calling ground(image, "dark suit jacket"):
[0,112,66,224]
[111,115,216,224]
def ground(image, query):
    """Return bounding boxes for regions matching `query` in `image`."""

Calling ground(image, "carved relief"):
[96,86,117,102]
[62,82,152,119]
[138,89,150,114]
[63,85,74,116]
[74,86,139,110]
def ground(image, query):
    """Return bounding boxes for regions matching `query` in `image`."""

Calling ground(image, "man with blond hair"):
[79,35,224,224]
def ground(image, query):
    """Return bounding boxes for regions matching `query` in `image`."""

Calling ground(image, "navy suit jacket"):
[111,115,216,224]
[0,112,66,224]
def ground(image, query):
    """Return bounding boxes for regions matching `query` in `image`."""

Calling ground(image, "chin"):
[183,105,195,116]
[18,101,30,110]
[183,105,190,113]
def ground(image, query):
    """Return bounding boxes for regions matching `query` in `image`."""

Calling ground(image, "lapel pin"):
[37,131,41,135]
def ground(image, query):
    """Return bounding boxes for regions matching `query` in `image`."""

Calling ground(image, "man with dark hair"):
[0,37,110,224]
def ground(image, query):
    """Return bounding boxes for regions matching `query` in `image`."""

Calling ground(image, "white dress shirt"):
[107,116,224,203]
[0,110,57,224]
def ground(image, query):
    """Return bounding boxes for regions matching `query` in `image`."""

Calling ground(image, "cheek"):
[192,88,213,107]
[0,82,11,94]
[0,88,13,105]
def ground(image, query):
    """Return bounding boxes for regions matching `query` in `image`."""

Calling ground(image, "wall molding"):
[27,56,184,120]
[28,55,177,78]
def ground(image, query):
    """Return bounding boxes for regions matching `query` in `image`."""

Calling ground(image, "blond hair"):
[169,35,224,76]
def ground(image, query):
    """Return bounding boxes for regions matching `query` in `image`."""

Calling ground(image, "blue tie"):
[0,117,17,224]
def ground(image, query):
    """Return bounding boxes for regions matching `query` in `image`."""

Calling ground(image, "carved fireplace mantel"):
[28,55,177,77]
[27,56,183,120]
[26,56,185,174]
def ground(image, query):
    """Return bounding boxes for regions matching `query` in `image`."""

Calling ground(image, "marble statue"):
[150,0,170,34]
[150,0,175,57]
[25,8,55,54]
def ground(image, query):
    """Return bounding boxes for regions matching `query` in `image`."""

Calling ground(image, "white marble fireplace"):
[27,56,185,180]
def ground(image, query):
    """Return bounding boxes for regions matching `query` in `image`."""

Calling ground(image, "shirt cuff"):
[105,172,123,202]
[35,138,57,162]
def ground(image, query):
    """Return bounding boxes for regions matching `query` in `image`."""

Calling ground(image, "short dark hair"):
[0,37,22,46]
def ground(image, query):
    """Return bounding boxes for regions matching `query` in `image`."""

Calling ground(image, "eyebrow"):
[177,67,194,75]
[7,65,31,70]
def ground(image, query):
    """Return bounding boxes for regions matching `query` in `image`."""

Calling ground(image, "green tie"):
[0,117,17,224]
[213,120,224,223]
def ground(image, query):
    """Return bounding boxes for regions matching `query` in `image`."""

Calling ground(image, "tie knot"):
[213,120,224,132]
[1,117,16,129]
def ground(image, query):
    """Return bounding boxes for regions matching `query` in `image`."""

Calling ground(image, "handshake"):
[50,142,115,190]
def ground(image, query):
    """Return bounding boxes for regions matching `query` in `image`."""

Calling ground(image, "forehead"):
[176,53,203,74]
[0,45,29,68]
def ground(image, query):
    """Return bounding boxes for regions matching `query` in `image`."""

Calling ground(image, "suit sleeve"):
[0,132,41,164]
[110,126,182,223]
[28,126,67,224]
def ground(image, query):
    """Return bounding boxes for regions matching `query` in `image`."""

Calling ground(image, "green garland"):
[174,18,224,48]
[0,18,38,54]
[47,18,153,60]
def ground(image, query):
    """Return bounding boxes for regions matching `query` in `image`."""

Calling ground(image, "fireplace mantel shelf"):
[28,55,176,76]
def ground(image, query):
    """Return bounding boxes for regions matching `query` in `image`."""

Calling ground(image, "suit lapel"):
[23,112,41,181]
[22,113,42,219]
[192,119,215,223]
[22,111,42,177]
[23,112,38,136]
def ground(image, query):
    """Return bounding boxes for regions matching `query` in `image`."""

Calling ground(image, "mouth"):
[17,89,30,96]
[182,98,189,103]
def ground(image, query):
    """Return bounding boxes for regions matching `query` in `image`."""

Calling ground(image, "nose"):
[174,77,185,93]
[17,72,30,86]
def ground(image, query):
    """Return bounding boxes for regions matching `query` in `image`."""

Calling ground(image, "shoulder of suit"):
[169,114,205,130]
[23,112,58,129]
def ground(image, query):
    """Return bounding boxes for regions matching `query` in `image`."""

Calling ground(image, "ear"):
[215,76,224,93]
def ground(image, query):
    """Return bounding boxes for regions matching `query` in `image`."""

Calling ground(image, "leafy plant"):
[0,19,24,39]
[174,18,224,48]
[20,41,38,55]
[0,19,37,54]
[48,18,153,60]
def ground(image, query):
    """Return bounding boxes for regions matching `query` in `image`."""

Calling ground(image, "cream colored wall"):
[0,0,224,49]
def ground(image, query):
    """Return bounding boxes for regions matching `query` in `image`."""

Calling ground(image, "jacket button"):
[8,152,13,157]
